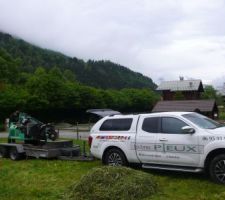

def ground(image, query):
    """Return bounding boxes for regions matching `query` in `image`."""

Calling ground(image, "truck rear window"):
[100,118,133,131]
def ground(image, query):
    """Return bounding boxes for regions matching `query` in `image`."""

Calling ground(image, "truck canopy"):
[86,109,121,117]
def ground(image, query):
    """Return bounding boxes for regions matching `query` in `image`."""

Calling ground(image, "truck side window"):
[162,117,188,134]
[142,117,159,133]
[100,118,133,131]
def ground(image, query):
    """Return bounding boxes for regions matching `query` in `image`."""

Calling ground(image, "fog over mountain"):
[1,0,225,86]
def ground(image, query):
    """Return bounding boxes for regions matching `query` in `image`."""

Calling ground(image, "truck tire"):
[9,148,22,161]
[209,154,225,184]
[103,148,128,166]
[0,147,8,158]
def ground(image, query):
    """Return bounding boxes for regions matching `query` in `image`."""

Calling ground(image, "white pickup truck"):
[89,112,225,184]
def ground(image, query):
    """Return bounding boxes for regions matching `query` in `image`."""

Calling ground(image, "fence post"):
[76,122,79,140]
[5,118,9,131]
[57,129,59,139]
[89,121,91,131]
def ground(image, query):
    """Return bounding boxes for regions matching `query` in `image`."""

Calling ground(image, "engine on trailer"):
[8,112,58,144]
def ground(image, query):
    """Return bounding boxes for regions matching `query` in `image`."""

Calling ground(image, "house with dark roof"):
[152,100,218,119]
[157,78,204,100]
[153,78,218,119]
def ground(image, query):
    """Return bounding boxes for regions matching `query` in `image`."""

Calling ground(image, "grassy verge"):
[150,170,225,200]
[0,138,99,200]
[0,159,100,200]
[0,138,225,200]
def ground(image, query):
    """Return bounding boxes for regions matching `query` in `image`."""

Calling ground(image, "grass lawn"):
[0,138,225,200]
[150,170,225,200]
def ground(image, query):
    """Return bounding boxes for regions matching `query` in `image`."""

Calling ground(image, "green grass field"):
[0,138,225,200]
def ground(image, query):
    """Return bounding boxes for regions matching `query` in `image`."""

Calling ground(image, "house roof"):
[157,79,204,92]
[152,100,217,112]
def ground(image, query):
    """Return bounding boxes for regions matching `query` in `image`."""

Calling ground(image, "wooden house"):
[153,78,218,119]
[156,78,204,100]
[152,100,218,119]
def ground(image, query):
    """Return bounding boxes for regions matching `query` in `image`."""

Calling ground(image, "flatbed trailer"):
[0,140,93,161]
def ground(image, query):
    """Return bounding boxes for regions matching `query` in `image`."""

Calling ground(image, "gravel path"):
[0,132,7,138]
[0,130,90,140]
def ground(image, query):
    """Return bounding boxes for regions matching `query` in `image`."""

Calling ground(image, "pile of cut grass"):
[64,166,158,200]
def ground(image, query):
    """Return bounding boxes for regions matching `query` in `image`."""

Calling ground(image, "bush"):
[63,166,158,200]
[0,123,4,131]
[219,111,225,120]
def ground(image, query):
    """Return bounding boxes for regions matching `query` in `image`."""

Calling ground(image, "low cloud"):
[0,0,225,86]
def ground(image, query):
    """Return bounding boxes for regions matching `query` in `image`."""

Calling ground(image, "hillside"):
[0,31,159,122]
[0,32,156,89]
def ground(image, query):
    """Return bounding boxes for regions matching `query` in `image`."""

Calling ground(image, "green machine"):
[8,112,58,144]
[0,112,92,161]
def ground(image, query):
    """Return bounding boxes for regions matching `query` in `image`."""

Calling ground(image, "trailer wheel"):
[9,148,21,161]
[104,148,128,166]
[0,147,8,158]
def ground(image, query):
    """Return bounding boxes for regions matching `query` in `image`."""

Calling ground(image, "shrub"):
[63,166,158,200]
[0,123,4,131]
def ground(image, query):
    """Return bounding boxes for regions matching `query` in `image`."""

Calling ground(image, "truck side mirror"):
[182,126,195,134]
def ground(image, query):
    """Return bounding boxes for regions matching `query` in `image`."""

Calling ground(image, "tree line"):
[0,65,160,122]
[0,34,159,123]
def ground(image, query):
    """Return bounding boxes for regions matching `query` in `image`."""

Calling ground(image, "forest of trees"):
[0,32,156,89]
[1,31,222,124]
[0,32,160,123]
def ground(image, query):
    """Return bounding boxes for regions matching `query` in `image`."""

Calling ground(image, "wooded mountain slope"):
[0,32,156,89]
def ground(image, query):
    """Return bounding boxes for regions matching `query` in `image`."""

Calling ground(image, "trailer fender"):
[0,144,25,153]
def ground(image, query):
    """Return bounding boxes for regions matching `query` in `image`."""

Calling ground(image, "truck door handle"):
[159,138,168,142]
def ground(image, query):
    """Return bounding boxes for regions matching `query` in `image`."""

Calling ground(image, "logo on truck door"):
[132,143,204,154]
[96,135,131,140]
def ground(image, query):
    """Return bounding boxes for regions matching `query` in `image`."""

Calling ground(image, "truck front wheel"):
[103,148,128,166]
[209,154,225,184]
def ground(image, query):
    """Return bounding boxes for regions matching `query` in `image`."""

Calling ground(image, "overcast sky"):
[0,0,225,86]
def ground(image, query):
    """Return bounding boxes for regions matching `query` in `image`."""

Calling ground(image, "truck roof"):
[105,111,193,119]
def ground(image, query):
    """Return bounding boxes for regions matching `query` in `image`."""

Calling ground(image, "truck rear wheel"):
[0,147,8,158]
[9,148,22,161]
[104,148,128,166]
[209,154,225,184]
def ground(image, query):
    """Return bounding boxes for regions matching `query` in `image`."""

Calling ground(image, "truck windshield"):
[182,113,222,129]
